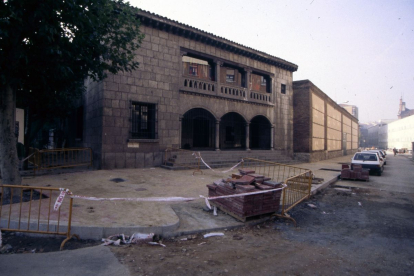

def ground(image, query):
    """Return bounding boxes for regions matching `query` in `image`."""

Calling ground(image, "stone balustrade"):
[181,77,216,96]
[180,77,272,105]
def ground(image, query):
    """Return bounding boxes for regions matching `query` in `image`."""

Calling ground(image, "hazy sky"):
[129,0,414,123]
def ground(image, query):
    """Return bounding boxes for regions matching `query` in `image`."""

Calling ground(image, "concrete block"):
[104,153,116,169]
[144,152,154,167]
[136,153,145,168]
[115,153,126,169]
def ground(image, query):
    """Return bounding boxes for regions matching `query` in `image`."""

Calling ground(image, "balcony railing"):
[220,84,246,101]
[249,90,272,104]
[180,77,272,105]
[182,77,216,96]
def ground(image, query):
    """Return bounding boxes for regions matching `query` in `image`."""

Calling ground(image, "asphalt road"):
[337,153,414,193]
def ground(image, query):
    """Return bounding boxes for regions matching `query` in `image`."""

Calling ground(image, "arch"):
[250,115,271,150]
[220,112,246,150]
[181,108,216,150]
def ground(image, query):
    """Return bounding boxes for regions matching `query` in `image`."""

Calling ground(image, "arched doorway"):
[181,108,216,150]
[220,112,246,150]
[250,115,271,149]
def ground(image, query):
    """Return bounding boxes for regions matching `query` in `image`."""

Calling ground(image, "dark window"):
[260,76,267,86]
[226,69,235,83]
[131,102,157,139]
[281,84,286,94]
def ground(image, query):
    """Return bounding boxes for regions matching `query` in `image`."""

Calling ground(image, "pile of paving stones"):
[206,168,283,220]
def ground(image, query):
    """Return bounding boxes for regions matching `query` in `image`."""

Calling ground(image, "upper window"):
[131,102,157,139]
[281,84,286,94]
[182,56,214,81]
[251,73,269,93]
[226,69,235,83]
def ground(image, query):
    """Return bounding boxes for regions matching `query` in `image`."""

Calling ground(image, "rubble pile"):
[207,168,283,221]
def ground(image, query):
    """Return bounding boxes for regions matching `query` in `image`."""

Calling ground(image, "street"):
[110,153,414,275]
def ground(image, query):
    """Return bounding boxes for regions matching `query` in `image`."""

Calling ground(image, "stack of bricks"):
[206,168,283,220]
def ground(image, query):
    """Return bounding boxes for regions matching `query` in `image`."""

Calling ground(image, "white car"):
[364,150,387,165]
[351,152,384,176]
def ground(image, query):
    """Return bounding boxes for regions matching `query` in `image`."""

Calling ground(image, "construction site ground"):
[1,153,414,276]
[6,155,350,240]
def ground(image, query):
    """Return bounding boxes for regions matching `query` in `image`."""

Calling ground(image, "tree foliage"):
[0,0,144,188]
[1,0,144,94]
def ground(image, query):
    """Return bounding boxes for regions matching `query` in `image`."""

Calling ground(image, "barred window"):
[131,102,157,139]
[281,84,286,94]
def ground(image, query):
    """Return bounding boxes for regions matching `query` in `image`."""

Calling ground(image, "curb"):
[310,174,340,195]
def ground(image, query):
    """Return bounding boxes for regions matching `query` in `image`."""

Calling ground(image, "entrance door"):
[193,117,210,147]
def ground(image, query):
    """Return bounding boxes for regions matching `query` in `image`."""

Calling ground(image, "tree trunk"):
[0,84,22,197]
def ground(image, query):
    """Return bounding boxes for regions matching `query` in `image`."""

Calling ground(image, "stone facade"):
[292,80,359,162]
[83,10,297,169]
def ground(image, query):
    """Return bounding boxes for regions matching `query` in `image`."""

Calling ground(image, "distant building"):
[359,122,372,148]
[339,103,358,119]
[388,114,414,150]
[363,119,396,149]
[397,97,414,119]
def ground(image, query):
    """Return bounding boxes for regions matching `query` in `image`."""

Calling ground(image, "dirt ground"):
[2,183,414,275]
[107,185,414,275]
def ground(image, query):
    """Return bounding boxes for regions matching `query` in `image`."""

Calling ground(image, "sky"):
[129,0,414,123]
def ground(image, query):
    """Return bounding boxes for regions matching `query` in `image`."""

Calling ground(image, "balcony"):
[182,76,216,96]
[180,77,272,105]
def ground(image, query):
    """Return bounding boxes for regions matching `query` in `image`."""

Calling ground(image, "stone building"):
[83,10,298,169]
[292,80,359,162]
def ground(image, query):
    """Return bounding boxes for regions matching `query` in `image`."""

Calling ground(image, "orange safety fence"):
[0,185,79,250]
[241,158,313,226]
[28,147,93,175]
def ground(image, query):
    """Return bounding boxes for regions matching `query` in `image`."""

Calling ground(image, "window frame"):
[130,101,158,140]
[281,84,286,94]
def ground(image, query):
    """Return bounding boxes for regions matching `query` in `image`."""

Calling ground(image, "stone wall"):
[83,78,104,169]
[84,22,295,169]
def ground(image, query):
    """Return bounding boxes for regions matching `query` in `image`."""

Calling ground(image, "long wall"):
[293,80,359,162]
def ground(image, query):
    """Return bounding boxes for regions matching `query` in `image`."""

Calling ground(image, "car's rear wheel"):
[377,170,382,176]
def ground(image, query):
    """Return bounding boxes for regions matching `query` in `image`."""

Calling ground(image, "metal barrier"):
[164,147,202,175]
[0,185,79,250]
[28,147,93,175]
[242,158,313,225]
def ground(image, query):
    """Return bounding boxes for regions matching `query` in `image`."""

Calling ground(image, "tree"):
[0,0,144,194]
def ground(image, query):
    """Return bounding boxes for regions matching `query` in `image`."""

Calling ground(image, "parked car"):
[365,150,387,165]
[351,152,384,176]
